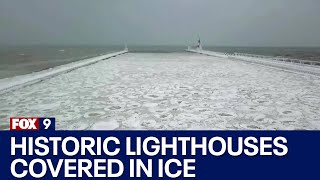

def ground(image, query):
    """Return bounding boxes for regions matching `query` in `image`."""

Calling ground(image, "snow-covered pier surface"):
[187,49,320,76]
[0,53,320,130]
[0,50,128,94]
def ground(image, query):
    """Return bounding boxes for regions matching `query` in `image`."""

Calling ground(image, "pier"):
[0,49,320,130]
[187,49,320,76]
[0,49,319,130]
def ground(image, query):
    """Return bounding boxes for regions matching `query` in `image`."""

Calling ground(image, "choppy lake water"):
[0,46,122,79]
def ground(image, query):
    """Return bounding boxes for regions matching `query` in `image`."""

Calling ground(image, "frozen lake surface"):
[0,52,319,130]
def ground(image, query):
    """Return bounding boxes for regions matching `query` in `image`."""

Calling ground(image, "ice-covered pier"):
[0,49,319,130]
[187,48,320,76]
[0,50,128,94]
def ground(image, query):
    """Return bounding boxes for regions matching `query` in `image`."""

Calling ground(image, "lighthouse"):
[197,36,202,50]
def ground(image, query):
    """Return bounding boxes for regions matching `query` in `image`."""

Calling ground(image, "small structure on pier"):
[188,36,202,50]
[197,36,202,50]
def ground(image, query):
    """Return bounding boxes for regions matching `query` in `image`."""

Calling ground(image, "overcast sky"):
[0,0,320,46]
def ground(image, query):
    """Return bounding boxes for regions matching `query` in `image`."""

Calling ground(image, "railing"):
[233,53,320,66]
[187,48,320,76]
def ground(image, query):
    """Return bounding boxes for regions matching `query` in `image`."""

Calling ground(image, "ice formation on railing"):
[187,48,320,76]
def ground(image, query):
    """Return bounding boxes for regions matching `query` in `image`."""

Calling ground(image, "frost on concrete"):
[0,53,319,130]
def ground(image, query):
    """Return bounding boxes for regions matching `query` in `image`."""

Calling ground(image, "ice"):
[0,52,319,130]
[90,121,120,130]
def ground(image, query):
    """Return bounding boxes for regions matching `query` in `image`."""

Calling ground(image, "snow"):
[0,52,319,130]
[0,50,128,94]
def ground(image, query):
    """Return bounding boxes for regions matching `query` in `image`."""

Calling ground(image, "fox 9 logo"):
[10,117,55,131]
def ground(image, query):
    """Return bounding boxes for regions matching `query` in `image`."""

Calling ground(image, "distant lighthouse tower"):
[197,36,202,50]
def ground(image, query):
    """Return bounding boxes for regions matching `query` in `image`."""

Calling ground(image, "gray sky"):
[0,0,320,46]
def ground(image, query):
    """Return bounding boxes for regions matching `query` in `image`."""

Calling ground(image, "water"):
[128,45,185,53]
[1,45,319,79]
[0,46,122,79]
